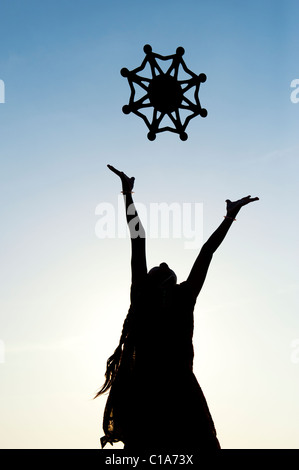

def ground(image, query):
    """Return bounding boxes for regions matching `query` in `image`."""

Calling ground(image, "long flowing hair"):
[94,306,137,447]
[94,306,135,399]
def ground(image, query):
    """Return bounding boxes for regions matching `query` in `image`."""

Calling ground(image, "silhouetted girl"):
[95,165,258,452]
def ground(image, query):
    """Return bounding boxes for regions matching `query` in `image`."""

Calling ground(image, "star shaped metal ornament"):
[121,45,207,141]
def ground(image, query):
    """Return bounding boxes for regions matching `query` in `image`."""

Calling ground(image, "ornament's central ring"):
[148,75,183,114]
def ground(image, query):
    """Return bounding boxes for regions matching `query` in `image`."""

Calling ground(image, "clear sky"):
[0,0,299,449]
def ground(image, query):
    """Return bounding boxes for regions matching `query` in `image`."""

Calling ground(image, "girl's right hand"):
[107,164,135,192]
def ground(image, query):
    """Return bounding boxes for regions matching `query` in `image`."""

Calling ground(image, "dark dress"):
[101,280,220,452]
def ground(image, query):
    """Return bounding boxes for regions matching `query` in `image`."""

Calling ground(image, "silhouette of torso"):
[118,281,220,451]
[132,281,195,374]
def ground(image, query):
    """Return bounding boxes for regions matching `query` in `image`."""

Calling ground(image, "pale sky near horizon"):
[1,0,299,449]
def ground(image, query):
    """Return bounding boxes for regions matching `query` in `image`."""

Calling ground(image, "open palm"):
[226,195,259,216]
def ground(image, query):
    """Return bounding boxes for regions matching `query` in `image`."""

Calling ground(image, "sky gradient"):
[1,0,299,449]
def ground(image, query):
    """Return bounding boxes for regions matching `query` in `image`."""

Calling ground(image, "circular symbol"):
[121,45,207,140]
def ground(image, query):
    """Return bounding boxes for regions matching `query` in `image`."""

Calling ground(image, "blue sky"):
[0,0,299,449]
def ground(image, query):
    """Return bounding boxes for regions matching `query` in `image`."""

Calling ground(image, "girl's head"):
[147,262,177,288]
